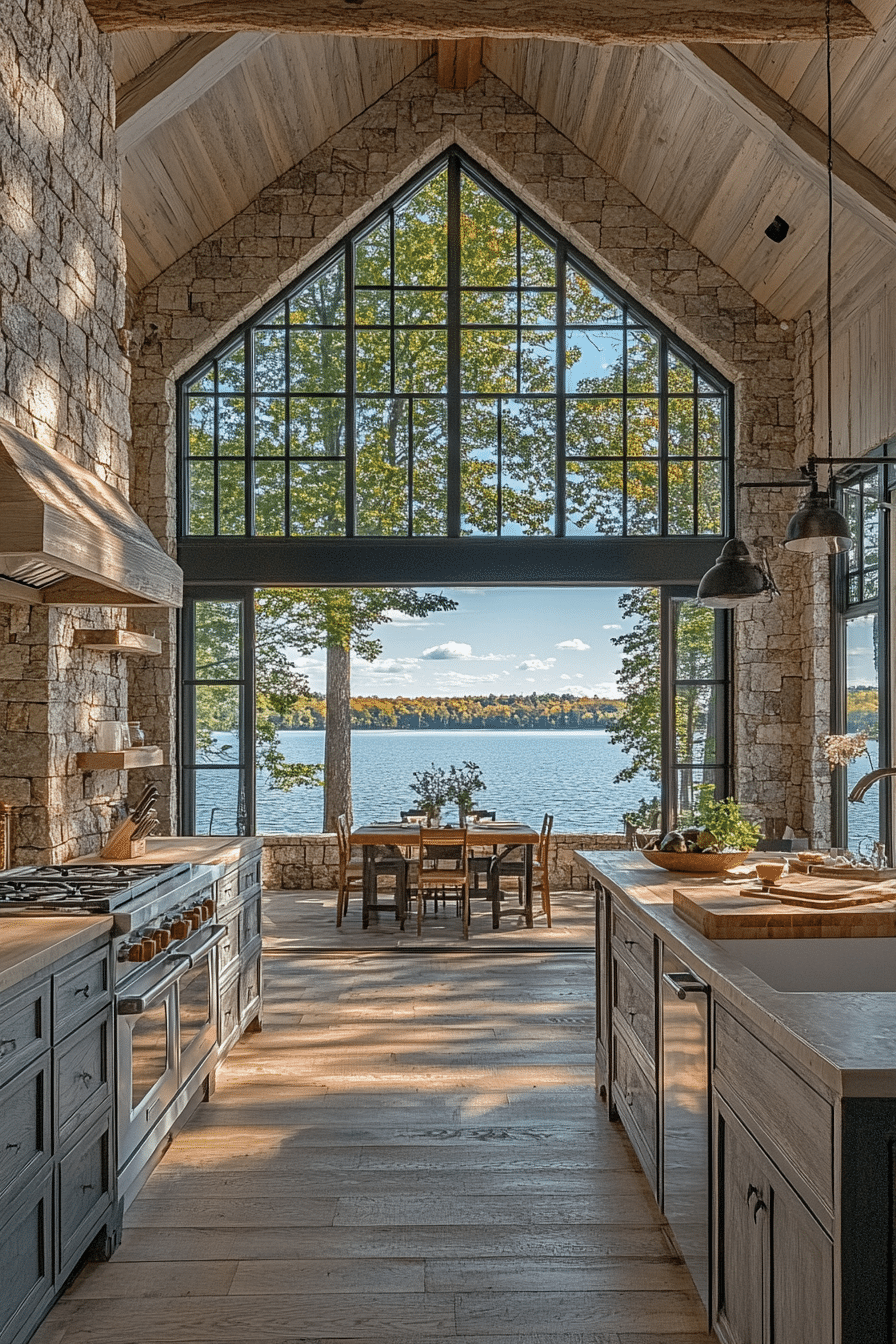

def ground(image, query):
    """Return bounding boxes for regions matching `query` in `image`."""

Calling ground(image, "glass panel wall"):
[668,595,729,821]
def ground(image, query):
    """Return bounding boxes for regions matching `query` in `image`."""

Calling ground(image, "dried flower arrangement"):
[818,731,874,770]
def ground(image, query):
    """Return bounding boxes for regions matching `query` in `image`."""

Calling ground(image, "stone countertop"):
[577,850,896,1100]
[0,917,112,997]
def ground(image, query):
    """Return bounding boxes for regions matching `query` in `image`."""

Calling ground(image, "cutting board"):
[673,883,896,939]
[740,876,896,907]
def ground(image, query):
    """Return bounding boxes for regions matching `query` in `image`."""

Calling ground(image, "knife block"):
[100,819,145,860]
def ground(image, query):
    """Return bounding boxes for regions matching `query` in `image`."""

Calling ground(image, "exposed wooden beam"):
[86,0,872,44]
[437,39,482,88]
[664,42,896,251]
[116,31,273,152]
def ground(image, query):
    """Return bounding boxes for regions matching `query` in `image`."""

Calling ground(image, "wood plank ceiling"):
[114,0,896,328]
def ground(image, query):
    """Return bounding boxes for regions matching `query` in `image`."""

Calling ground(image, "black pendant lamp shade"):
[782,484,852,554]
[696,538,772,608]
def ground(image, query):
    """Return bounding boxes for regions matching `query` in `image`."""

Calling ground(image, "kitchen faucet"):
[847,767,896,802]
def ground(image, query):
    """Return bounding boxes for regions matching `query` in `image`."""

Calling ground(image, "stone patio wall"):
[262,832,624,891]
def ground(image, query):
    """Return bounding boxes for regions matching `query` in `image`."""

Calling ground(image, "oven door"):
[178,925,225,1086]
[116,954,189,1170]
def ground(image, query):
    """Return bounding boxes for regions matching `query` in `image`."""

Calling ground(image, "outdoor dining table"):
[350,821,541,929]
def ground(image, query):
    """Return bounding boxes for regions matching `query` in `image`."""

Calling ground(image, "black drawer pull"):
[73,983,91,999]
[623,938,637,949]
[0,1038,16,1056]
[78,1071,93,1086]
[81,1183,95,1192]
[6,1141,21,1151]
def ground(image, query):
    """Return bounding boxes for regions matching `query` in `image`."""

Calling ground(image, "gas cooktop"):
[0,863,192,913]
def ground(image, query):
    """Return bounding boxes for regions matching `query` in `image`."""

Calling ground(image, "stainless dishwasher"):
[661,946,711,1316]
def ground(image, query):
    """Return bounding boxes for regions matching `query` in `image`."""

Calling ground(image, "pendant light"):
[782,0,853,556]
[696,538,776,608]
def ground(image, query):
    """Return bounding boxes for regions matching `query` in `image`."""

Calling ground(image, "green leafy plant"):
[682,785,761,852]
[410,765,450,813]
[622,795,661,829]
[446,761,486,812]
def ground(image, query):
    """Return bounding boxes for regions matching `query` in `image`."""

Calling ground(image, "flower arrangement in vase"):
[447,761,486,826]
[410,764,449,826]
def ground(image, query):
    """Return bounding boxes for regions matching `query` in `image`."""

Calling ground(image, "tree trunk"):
[323,643,352,832]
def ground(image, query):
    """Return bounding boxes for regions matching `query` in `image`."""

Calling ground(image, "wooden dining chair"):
[415,826,471,938]
[335,814,364,927]
[531,812,553,927]
[487,813,553,927]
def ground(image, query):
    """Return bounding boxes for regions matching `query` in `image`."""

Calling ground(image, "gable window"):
[181,151,731,543]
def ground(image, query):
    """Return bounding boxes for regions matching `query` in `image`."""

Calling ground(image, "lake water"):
[198,730,656,834]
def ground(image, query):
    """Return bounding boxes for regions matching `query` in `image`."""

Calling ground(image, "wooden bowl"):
[640,848,751,874]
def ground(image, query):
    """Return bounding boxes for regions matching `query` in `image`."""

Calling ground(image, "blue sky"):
[289,587,638,697]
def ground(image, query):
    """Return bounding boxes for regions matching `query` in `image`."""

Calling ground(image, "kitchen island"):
[577,850,896,1344]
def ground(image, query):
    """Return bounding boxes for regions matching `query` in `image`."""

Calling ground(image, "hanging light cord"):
[825,0,834,471]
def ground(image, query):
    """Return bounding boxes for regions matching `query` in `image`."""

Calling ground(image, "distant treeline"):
[266,693,626,731]
[846,687,880,735]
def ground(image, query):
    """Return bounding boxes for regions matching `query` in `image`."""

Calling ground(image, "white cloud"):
[381,608,446,628]
[431,671,504,687]
[518,657,556,671]
[562,681,621,697]
[602,623,621,630]
[561,674,572,681]
[366,657,420,674]
[421,641,514,662]
[556,638,590,651]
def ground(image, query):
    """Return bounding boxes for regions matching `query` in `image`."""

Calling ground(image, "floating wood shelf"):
[74,629,162,655]
[76,747,163,771]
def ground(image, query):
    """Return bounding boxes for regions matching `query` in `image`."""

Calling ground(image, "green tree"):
[254,587,456,830]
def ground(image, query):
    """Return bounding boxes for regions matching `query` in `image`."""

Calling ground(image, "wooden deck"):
[34,894,709,1343]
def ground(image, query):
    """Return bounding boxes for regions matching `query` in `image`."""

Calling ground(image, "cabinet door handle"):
[81,1183,95,1193]
[74,983,91,999]
[0,1038,16,1056]
[6,1141,21,1151]
[746,1183,762,1205]
[752,1196,768,1223]
[78,1071,93,1086]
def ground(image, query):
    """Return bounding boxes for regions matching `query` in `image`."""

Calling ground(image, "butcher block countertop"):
[73,835,262,871]
[673,881,896,938]
[0,916,112,996]
[575,850,896,1098]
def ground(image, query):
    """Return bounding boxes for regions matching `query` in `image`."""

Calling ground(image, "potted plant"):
[410,764,449,826]
[446,761,486,826]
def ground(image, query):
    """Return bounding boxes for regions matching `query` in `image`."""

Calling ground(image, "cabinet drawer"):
[240,951,262,1020]
[613,1028,657,1182]
[240,896,261,948]
[612,952,655,1061]
[218,974,240,1053]
[55,1011,112,1147]
[0,1169,54,1344]
[218,911,240,976]
[611,902,654,978]
[0,981,49,1089]
[216,864,239,914]
[714,1004,834,1214]
[53,946,110,1041]
[57,1109,113,1279]
[0,1054,50,1203]
[239,855,261,894]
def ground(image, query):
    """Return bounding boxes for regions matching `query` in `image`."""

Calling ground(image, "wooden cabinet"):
[0,936,118,1344]
[216,847,263,1062]
[715,1099,834,1344]
[606,891,659,1196]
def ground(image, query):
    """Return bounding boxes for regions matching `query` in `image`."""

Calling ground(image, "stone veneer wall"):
[262,832,622,892]
[0,0,134,862]
[128,57,825,839]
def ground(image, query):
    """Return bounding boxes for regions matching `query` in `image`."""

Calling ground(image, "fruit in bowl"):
[640,846,751,874]
[640,792,761,874]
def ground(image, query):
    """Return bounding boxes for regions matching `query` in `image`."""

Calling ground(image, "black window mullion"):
[556,243,566,536]
[497,398,503,535]
[243,589,256,835]
[345,239,356,537]
[408,398,414,536]
[658,333,669,535]
[244,332,254,537]
[447,153,462,536]
[622,321,629,534]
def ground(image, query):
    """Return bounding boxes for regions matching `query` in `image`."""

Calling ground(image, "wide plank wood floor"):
[34,928,711,1343]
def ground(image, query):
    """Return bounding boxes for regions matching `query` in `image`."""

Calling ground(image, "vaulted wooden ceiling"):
[113,0,896,328]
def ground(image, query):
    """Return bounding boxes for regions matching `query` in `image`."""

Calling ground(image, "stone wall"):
[0,0,133,862]
[262,831,625,891]
[129,57,820,838]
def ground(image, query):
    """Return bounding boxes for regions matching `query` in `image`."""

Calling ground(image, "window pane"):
[289,261,344,325]
[356,329,391,393]
[189,397,215,457]
[217,345,245,392]
[674,601,718,683]
[395,171,447,286]
[190,368,214,395]
[667,353,694,394]
[863,479,880,568]
[461,329,516,393]
[192,769,243,835]
[566,398,624,457]
[676,766,726,820]
[195,684,241,752]
[520,332,555,394]
[520,227,554,286]
[394,328,448,394]
[462,290,516,325]
[628,399,660,456]
[566,266,622,323]
[521,290,555,326]
[461,176,516,287]
[188,461,214,534]
[565,330,624,393]
[394,290,446,326]
[697,461,724,534]
[668,398,694,455]
[194,602,241,679]
[356,398,409,536]
[668,461,695,535]
[845,614,878,854]
[254,397,285,456]
[254,329,286,392]
[627,459,659,534]
[461,399,499,536]
[697,398,723,455]
[675,683,721,765]
[217,461,245,534]
[290,329,345,392]
[355,289,391,326]
[412,399,448,536]
[565,458,623,534]
[254,461,286,535]
[627,330,659,392]
[218,396,245,455]
[500,399,555,535]
[355,220,391,286]
[290,397,345,458]
[289,459,345,535]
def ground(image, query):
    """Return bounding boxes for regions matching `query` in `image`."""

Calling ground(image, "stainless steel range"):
[0,861,226,1202]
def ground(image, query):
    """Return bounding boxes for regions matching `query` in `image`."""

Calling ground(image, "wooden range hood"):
[0,418,182,608]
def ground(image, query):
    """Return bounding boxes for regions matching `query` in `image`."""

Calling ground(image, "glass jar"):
[127,721,145,747]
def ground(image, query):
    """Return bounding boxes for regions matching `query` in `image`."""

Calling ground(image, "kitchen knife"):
[130,785,158,826]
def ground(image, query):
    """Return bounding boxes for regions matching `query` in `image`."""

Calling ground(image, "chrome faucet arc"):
[847,767,896,802]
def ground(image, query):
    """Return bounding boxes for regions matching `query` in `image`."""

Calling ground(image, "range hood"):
[0,417,182,608]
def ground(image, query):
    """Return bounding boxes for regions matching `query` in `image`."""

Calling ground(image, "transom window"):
[181,151,731,542]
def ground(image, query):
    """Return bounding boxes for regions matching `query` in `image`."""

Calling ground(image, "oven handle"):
[187,923,227,966]
[117,955,191,1015]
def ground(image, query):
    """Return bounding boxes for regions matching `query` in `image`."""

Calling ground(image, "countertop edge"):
[0,916,113,997]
